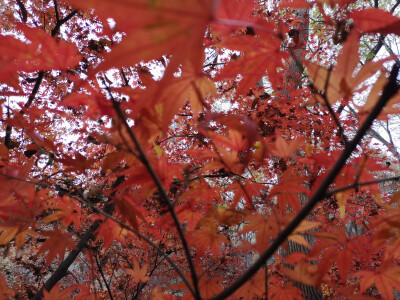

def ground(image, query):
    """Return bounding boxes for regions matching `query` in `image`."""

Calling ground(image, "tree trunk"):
[285,9,323,300]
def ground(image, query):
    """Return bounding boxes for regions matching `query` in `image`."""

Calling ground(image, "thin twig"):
[94,253,114,300]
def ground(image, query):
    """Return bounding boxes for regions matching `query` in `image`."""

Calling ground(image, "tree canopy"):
[1,0,400,299]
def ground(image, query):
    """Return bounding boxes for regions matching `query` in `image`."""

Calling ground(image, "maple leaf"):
[354,264,400,300]
[149,287,176,300]
[0,226,36,250]
[95,219,130,252]
[306,30,392,106]
[312,227,370,285]
[61,93,114,119]
[269,170,308,211]
[0,25,81,77]
[226,180,264,209]
[0,273,15,299]
[37,229,76,268]
[241,212,279,253]
[350,8,400,34]
[215,23,285,93]
[279,0,311,10]
[177,205,204,230]
[130,61,217,132]
[64,0,217,72]
[19,25,81,70]
[233,270,265,299]
[43,196,82,230]
[42,284,75,300]
[58,152,96,174]
[269,276,304,300]
[358,72,400,119]
[189,217,229,258]
[72,283,97,300]
[115,195,146,230]
[270,135,305,159]
[198,277,223,299]
[126,260,150,284]
[0,159,35,201]
[283,258,323,287]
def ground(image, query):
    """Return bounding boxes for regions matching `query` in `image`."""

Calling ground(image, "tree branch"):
[94,253,114,300]
[15,0,27,23]
[105,84,201,300]
[5,4,77,148]
[326,176,400,197]
[31,176,124,300]
[211,64,400,300]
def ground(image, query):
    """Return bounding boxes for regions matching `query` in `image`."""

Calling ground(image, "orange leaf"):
[126,260,150,284]
[270,135,305,159]
[306,31,391,106]
[65,0,216,72]
[355,266,400,300]
[37,229,76,268]
[0,274,15,299]
[42,284,75,300]
[241,213,279,253]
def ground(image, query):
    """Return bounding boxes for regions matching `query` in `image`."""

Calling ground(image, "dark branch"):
[51,10,77,37]
[94,253,114,300]
[15,0,27,23]
[211,65,400,300]
[31,176,124,300]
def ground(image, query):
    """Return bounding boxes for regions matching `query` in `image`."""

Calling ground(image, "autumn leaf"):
[115,195,146,230]
[95,219,130,252]
[65,0,217,72]
[37,229,76,268]
[0,274,15,299]
[279,0,311,9]
[0,159,35,201]
[241,213,279,253]
[198,277,223,299]
[354,265,400,300]
[215,25,285,93]
[282,258,322,288]
[0,25,81,77]
[58,152,96,174]
[130,60,217,132]
[42,284,75,300]
[270,279,303,300]
[0,226,36,250]
[43,196,82,230]
[126,260,150,284]
[233,270,265,299]
[350,8,400,34]
[269,170,308,211]
[270,135,305,159]
[19,25,81,70]
[189,217,229,258]
[306,30,391,106]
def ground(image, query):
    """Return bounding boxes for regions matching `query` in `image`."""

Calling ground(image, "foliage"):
[1,0,400,299]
